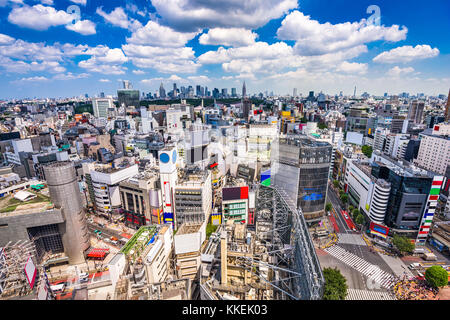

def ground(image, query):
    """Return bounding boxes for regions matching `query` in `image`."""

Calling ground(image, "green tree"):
[318,123,328,130]
[355,214,365,225]
[333,180,340,188]
[322,267,348,300]
[391,234,415,255]
[325,203,332,213]
[352,208,359,219]
[361,145,373,158]
[206,223,218,238]
[340,193,348,205]
[425,265,449,288]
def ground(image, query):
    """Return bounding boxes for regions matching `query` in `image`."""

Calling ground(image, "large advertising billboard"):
[369,222,389,239]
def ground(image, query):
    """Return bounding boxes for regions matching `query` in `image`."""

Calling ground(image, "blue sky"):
[0,0,449,99]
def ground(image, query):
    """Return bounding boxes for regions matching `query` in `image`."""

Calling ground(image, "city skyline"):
[0,0,450,99]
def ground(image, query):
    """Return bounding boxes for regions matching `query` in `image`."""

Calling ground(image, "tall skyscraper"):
[118,80,139,107]
[271,136,332,220]
[123,80,131,89]
[159,83,166,98]
[445,88,450,121]
[173,83,178,98]
[242,81,246,98]
[293,88,297,97]
[231,88,237,97]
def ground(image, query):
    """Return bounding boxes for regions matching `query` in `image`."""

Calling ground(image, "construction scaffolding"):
[0,240,38,299]
[254,185,324,300]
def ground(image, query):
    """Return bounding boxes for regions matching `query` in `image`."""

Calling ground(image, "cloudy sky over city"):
[0,0,449,99]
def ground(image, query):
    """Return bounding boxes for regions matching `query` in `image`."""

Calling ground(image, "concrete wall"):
[0,209,64,246]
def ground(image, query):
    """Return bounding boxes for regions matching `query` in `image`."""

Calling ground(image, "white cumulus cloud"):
[386,66,415,77]
[8,5,72,30]
[151,0,298,32]
[96,6,142,31]
[373,45,439,64]
[66,19,96,35]
[127,21,199,47]
[277,11,407,56]
[336,61,368,74]
[199,28,258,47]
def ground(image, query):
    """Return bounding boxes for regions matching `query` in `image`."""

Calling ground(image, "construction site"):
[199,184,325,300]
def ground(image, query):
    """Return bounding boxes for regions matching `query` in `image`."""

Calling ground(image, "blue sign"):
[160,153,170,163]
[373,225,388,235]
[302,193,323,201]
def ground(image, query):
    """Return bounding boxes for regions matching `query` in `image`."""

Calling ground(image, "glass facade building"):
[371,162,432,230]
[271,136,332,220]
[118,89,140,107]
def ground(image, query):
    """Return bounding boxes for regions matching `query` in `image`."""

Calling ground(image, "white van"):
[79,272,89,283]
[408,263,422,270]
[50,283,66,294]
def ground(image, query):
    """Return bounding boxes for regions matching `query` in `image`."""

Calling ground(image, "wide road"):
[326,183,396,274]
[327,183,350,234]
[87,222,127,242]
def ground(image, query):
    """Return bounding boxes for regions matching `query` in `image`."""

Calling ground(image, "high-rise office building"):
[196,85,201,97]
[118,80,139,107]
[221,88,227,97]
[92,97,113,118]
[123,80,131,89]
[242,81,246,98]
[371,151,433,231]
[407,100,425,124]
[231,88,237,97]
[159,83,166,99]
[173,83,178,98]
[293,88,298,97]
[271,136,332,220]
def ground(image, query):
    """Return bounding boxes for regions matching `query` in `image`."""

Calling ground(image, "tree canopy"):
[322,267,348,300]
[391,234,415,255]
[425,265,448,288]
[361,145,373,158]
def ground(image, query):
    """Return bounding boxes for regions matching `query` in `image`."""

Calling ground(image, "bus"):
[50,283,66,294]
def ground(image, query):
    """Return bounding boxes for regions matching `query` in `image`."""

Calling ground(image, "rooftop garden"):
[0,192,51,213]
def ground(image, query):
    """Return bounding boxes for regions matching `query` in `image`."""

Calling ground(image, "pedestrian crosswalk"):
[324,245,396,289]
[337,233,367,246]
[346,289,396,300]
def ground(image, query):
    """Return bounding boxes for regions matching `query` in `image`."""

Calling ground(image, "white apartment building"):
[86,163,139,214]
[373,128,389,152]
[92,97,114,118]
[346,160,391,224]
[415,125,450,175]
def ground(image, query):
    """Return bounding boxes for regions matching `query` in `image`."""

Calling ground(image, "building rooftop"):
[120,225,158,263]
[280,135,331,148]
[0,188,53,216]
[176,223,202,235]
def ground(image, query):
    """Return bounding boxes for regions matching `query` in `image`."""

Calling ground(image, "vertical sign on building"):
[415,175,444,246]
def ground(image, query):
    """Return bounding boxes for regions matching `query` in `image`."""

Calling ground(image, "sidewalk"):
[378,254,414,277]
